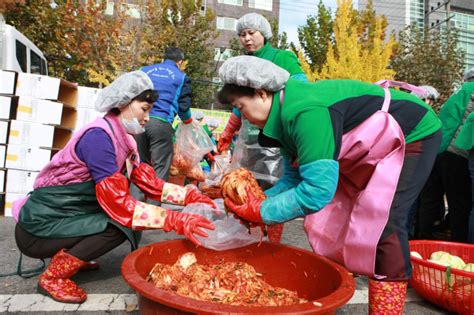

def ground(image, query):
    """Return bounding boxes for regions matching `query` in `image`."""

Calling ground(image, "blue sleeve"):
[264,156,302,197]
[232,107,242,118]
[260,159,338,224]
[76,128,118,183]
[291,73,308,82]
[177,75,192,121]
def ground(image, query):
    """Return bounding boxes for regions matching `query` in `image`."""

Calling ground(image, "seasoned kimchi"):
[221,168,266,204]
[146,252,307,306]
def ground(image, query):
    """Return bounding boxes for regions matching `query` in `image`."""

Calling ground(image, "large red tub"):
[121,240,355,314]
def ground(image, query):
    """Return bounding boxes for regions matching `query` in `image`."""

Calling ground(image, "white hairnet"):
[236,13,272,40]
[206,118,219,129]
[411,85,440,100]
[192,110,205,120]
[95,70,154,113]
[219,56,290,91]
[464,68,474,82]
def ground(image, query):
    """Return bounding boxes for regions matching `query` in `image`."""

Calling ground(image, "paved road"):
[0,216,450,314]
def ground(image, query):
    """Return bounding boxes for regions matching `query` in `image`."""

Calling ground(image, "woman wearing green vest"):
[217,13,307,243]
[454,67,474,243]
[218,13,307,154]
[218,56,441,314]
[456,111,474,243]
[417,74,474,242]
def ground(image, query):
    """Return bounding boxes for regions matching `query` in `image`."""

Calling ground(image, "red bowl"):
[121,240,355,314]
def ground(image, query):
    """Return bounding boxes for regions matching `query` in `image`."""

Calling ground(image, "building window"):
[104,1,141,18]
[216,16,237,31]
[105,1,114,15]
[249,0,272,11]
[218,0,243,6]
[453,12,474,70]
[122,3,141,18]
[408,0,424,29]
[214,48,234,61]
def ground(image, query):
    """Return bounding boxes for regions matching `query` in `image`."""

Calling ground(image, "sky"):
[279,0,356,46]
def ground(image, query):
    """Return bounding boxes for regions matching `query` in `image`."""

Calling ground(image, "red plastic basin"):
[121,240,355,314]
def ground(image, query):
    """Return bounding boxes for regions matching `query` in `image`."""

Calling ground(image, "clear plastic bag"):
[181,199,266,251]
[172,121,214,181]
[175,120,214,158]
[230,119,283,189]
[204,154,232,186]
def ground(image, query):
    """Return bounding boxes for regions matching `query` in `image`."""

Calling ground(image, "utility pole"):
[424,0,454,31]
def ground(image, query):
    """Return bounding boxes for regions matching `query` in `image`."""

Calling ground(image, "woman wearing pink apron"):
[218,56,442,314]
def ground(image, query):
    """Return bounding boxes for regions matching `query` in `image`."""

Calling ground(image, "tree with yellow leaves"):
[299,0,395,83]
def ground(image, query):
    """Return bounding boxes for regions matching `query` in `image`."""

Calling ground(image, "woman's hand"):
[223,187,263,224]
[184,189,217,209]
[163,210,215,246]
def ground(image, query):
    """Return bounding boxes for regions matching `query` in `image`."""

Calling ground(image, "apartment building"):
[358,0,474,70]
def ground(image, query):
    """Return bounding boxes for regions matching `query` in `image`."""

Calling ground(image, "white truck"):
[0,13,48,75]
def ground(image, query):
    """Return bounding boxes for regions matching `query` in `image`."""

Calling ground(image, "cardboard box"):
[9,120,72,149]
[0,95,18,119]
[76,108,102,130]
[77,86,101,109]
[4,192,26,217]
[0,70,17,95]
[6,144,51,171]
[16,96,63,125]
[6,169,38,194]
[9,120,55,147]
[15,73,78,107]
[0,145,6,168]
[0,120,9,144]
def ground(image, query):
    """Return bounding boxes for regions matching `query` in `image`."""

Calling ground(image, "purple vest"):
[12,113,138,223]
[34,113,137,188]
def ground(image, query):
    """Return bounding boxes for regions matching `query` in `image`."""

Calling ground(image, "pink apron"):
[303,85,406,277]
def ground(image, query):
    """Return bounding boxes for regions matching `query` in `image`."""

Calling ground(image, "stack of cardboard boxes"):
[0,71,104,217]
[1,71,80,216]
[0,70,17,213]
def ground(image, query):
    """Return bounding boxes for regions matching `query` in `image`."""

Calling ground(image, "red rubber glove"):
[130,163,165,200]
[185,189,217,209]
[96,172,147,227]
[217,113,241,152]
[206,152,215,162]
[163,210,215,246]
[223,187,264,224]
[96,172,214,246]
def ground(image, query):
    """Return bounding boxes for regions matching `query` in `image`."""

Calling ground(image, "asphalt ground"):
[0,216,451,314]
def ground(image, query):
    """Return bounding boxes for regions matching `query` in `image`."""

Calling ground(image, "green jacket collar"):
[252,42,277,61]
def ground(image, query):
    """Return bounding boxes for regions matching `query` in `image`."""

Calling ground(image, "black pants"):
[15,223,127,261]
[416,151,471,242]
[135,119,175,181]
[376,130,441,281]
[132,119,175,204]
